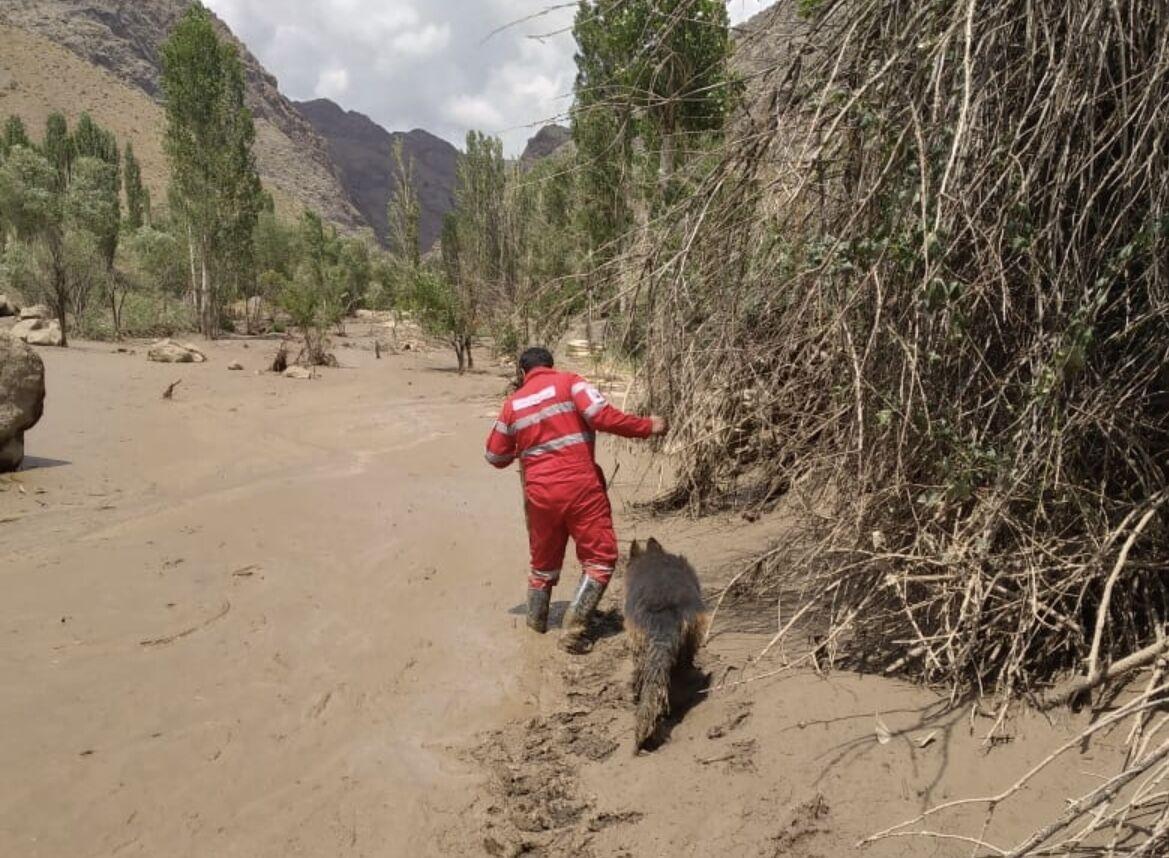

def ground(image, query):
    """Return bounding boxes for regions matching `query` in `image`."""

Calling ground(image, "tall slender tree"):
[161,2,262,337]
[386,139,421,268]
[71,113,121,269]
[123,142,149,230]
[42,113,74,191]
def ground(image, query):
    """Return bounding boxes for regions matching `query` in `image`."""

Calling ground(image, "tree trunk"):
[50,235,69,347]
[186,225,199,310]
[199,241,213,339]
[464,335,474,370]
[455,341,467,374]
[658,127,676,198]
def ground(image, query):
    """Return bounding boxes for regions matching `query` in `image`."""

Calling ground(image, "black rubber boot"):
[526,587,551,634]
[560,576,606,654]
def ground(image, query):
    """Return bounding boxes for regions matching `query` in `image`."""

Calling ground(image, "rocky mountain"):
[520,124,573,165]
[0,0,365,231]
[295,98,459,253]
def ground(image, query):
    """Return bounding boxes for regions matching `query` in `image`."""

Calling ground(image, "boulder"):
[25,320,63,347]
[19,304,49,320]
[10,317,63,346]
[0,294,19,317]
[148,339,207,364]
[283,365,314,380]
[0,333,46,472]
[227,362,244,371]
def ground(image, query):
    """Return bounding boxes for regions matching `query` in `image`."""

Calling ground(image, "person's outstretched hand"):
[650,415,669,436]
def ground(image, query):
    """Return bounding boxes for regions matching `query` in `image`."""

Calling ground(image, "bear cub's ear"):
[630,540,642,559]
[646,537,664,554]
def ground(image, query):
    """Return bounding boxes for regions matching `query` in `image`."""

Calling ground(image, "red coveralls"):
[485,367,653,591]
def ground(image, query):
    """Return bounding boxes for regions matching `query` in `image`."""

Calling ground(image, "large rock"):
[10,317,63,346]
[148,339,207,364]
[283,365,314,380]
[0,294,19,317]
[0,333,46,472]
[19,304,49,320]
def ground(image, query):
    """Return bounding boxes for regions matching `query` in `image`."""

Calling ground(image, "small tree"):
[279,263,343,366]
[409,262,475,372]
[2,116,30,155]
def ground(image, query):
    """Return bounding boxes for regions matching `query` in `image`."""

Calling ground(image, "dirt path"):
[0,329,1127,857]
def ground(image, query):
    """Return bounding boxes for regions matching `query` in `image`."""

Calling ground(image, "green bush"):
[78,290,197,340]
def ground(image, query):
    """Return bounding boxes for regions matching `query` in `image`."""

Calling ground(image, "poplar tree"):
[386,139,421,268]
[123,142,149,230]
[161,2,262,337]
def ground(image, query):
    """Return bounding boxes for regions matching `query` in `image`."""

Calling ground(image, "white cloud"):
[203,0,778,154]
[315,66,351,99]
[391,23,452,57]
[445,94,505,131]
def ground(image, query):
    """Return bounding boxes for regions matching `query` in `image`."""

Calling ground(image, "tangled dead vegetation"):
[615,0,1169,853]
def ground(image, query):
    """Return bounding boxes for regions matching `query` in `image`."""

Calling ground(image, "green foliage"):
[68,155,120,270]
[125,226,187,295]
[1,116,30,155]
[572,0,735,195]
[123,142,148,231]
[253,209,298,280]
[77,289,196,340]
[42,113,74,190]
[279,260,345,365]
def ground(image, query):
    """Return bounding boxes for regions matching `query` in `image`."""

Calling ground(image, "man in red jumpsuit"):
[485,347,667,652]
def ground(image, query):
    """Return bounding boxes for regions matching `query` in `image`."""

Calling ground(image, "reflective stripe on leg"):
[529,569,561,590]
[582,563,613,586]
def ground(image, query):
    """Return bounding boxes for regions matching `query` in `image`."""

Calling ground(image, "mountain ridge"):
[0,0,366,231]
[295,98,459,253]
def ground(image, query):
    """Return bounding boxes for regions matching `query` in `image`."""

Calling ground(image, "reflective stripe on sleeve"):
[521,432,595,459]
[493,421,514,436]
[582,401,606,421]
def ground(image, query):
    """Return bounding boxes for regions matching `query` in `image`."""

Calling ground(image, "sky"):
[203,0,778,155]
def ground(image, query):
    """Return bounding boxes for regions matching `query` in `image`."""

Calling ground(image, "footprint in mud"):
[707,701,754,740]
[760,793,831,857]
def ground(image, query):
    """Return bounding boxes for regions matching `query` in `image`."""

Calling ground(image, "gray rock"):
[19,304,49,320]
[227,361,244,371]
[283,365,314,380]
[0,333,46,472]
[0,294,19,317]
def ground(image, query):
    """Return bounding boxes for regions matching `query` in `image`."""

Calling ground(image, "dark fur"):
[625,538,708,750]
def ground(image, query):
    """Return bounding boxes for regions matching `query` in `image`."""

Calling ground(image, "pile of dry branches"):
[624,0,1168,851]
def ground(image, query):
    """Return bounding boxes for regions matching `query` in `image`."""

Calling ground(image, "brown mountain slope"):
[296,98,458,253]
[0,0,366,231]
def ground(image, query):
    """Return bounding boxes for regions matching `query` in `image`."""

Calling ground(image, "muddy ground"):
[0,324,1129,857]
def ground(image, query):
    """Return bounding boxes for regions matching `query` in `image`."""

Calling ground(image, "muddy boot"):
[526,587,551,634]
[560,576,606,654]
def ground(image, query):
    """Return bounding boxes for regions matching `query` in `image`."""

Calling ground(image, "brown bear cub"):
[625,538,708,751]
